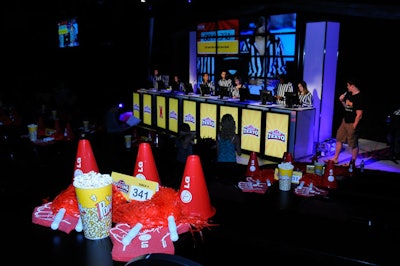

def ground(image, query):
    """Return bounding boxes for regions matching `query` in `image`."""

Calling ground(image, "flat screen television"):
[58,17,79,48]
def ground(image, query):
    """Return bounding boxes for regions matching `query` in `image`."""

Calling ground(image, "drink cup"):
[27,124,38,142]
[51,110,57,120]
[83,120,90,132]
[124,134,132,149]
[314,161,325,176]
[277,162,294,191]
[73,171,113,240]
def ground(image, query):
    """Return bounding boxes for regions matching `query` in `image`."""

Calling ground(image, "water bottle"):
[155,133,159,147]
[348,159,354,176]
[360,160,365,173]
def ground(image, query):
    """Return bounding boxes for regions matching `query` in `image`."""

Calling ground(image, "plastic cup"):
[73,172,113,240]
[314,161,325,176]
[278,162,294,191]
[27,124,38,142]
[51,110,57,120]
[83,120,90,132]
[124,134,132,149]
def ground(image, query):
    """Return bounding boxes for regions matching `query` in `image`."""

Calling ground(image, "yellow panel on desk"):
[241,109,261,153]
[156,95,166,129]
[133,92,140,119]
[220,106,238,134]
[143,94,152,126]
[200,102,217,140]
[183,100,196,131]
[168,98,179,133]
[264,112,289,158]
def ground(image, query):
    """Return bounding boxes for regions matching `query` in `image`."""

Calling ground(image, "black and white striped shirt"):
[275,82,294,105]
[299,92,313,106]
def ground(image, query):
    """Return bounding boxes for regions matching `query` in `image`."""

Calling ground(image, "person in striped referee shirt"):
[273,73,293,105]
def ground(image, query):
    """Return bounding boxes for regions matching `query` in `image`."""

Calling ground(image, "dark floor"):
[3,125,399,265]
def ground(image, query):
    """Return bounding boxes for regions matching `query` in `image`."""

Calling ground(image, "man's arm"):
[353,109,363,128]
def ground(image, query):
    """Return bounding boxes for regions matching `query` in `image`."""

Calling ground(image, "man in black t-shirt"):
[327,79,364,165]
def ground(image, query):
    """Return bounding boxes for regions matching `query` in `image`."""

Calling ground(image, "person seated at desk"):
[273,73,294,105]
[297,80,313,107]
[198,73,215,96]
[149,68,168,90]
[216,70,234,98]
[233,75,250,101]
[169,74,185,92]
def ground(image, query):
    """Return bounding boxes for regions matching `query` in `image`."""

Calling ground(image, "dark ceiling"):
[4,0,400,20]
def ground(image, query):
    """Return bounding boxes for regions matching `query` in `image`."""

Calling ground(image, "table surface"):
[13,130,399,265]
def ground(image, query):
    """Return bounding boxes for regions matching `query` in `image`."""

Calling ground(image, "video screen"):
[196,13,297,99]
[58,17,79,48]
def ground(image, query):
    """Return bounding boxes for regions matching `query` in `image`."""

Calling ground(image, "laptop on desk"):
[218,86,229,98]
[183,82,193,94]
[200,84,211,96]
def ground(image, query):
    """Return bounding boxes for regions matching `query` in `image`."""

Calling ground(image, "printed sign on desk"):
[264,112,289,158]
[133,92,140,120]
[200,102,217,139]
[241,109,261,153]
[183,100,196,131]
[220,106,239,134]
[143,94,153,126]
[168,97,179,133]
[156,95,166,129]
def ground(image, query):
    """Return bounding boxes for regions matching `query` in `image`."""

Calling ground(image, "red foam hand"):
[109,223,190,262]
[32,202,79,233]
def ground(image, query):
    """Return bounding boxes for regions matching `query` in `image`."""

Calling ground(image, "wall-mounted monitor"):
[58,17,79,48]
[196,13,297,99]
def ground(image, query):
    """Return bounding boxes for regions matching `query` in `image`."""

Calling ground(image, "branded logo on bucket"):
[97,200,111,220]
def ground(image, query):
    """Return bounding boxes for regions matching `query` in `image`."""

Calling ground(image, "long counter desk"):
[133,89,315,161]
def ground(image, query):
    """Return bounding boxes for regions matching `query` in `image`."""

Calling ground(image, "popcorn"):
[73,171,113,189]
[278,162,294,170]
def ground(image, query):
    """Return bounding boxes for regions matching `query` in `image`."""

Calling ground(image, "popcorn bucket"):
[277,162,294,191]
[314,161,325,176]
[73,172,113,240]
[27,124,38,141]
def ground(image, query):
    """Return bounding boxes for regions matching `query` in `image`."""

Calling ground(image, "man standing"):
[328,79,364,166]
